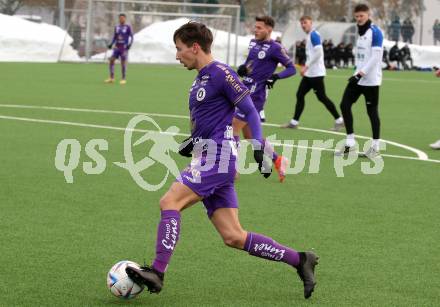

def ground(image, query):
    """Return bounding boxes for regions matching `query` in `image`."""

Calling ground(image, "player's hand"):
[107,44,113,50]
[127,44,131,50]
[253,149,272,178]
[266,74,279,89]
[178,137,193,157]
[348,73,362,85]
[300,65,307,77]
[237,64,248,77]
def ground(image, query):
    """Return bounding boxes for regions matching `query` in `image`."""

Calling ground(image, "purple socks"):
[150,212,299,274]
[122,62,126,79]
[109,62,115,78]
[152,210,181,273]
[244,232,300,267]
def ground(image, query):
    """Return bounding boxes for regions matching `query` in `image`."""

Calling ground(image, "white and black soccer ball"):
[107,260,144,299]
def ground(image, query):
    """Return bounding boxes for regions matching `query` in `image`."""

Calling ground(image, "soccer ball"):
[107,260,144,299]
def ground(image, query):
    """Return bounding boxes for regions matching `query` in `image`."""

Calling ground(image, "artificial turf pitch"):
[0,63,439,306]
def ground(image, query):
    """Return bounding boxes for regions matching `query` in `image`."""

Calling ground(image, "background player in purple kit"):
[125,21,319,300]
[234,16,296,183]
[105,13,133,85]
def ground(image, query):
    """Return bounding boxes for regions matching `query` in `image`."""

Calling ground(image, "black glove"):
[253,149,272,179]
[127,44,131,50]
[237,64,248,77]
[266,74,279,89]
[107,44,113,50]
[178,137,193,157]
[348,73,362,85]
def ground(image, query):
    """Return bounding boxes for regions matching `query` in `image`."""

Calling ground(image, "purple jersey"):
[242,39,292,87]
[189,61,250,148]
[111,24,133,48]
[178,61,250,214]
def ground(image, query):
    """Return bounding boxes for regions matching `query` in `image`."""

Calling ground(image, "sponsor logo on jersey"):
[258,50,266,59]
[225,74,243,93]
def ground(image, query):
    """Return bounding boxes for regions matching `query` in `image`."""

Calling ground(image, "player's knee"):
[317,94,328,103]
[222,232,246,249]
[366,106,379,118]
[340,101,348,111]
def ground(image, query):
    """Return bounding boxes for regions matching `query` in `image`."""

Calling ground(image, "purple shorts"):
[234,83,268,122]
[111,47,128,61]
[178,158,238,218]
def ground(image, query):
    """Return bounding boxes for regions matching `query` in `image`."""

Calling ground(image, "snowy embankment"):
[0,13,80,62]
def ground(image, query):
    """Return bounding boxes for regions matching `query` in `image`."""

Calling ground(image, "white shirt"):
[305,30,326,77]
[355,24,384,86]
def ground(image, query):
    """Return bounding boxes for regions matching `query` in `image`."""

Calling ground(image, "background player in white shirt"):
[337,4,384,158]
[429,67,440,149]
[282,15,343,131]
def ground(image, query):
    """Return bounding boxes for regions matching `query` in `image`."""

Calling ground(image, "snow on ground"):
[1,13,439,67]
[383,40,440,68]
[0,13,80,62]
[93,18,251,66]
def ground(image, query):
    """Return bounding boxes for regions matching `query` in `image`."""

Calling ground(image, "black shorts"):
[341,83,379,107]
[297,76,326,96]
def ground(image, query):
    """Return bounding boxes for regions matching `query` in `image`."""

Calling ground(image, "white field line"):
[263,122,428,160]
[0,114,189,137]
[0,114,439,164]
[0,103,429,160]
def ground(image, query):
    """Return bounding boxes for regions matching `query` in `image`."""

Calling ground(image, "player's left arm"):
[220,67,262,144]
[235,96,271,178]
[358,27,383,76]
[266,45,296,89]
[275,45,296,78]
[127,26,134,49]
[221,68,271,177]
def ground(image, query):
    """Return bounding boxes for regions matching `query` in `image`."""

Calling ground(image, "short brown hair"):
[300,15,312,22]
[255,15,275,28]
[354,4,370,13]
[173,21,213,53]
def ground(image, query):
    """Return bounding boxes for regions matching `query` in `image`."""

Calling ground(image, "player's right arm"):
[127,25,134,49]
[304,31,323,75]
[108,26,117,49]
[237,40,254,77]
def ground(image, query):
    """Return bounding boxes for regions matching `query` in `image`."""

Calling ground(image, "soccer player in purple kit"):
[125,22,319,300]
[234,16,296,183]
[105,13,133,85]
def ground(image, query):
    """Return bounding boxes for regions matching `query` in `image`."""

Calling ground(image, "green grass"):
[0,63,439,306]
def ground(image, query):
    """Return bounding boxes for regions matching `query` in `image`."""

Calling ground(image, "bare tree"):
[0,0,24,15]
[237,0,425,23]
